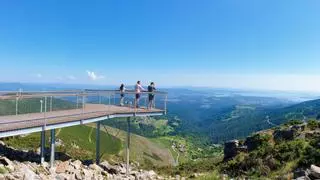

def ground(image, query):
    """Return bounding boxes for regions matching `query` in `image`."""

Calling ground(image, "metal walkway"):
[0,104,164,137]
[0,89,167,176]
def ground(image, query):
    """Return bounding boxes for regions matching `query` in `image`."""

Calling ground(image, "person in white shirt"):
[135,81,145,108]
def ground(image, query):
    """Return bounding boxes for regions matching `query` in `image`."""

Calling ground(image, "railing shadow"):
[0,142,71,163]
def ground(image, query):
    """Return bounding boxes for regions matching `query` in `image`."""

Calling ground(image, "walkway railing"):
[0,89,168,133]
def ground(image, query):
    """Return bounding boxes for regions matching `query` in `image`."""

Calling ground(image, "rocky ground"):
[0,140,186,180]
[0,156,167,180]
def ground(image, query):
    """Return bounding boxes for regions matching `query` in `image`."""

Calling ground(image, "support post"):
[126,117,131,177]
[96,121,101,164]
[44,96,47,127]
[50,129,55,168]
[15,91,18,116]
[81,92,85,124]
[82,94,85,113]
[50,96,53,112]
[164,95,168,115]
[76,95,79,109]
[40,130,45,164]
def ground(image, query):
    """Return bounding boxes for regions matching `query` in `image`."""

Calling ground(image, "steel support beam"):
[40,130,45,164]
[50,129,55,167]
[96,121,101,164]
[126,117,131,177]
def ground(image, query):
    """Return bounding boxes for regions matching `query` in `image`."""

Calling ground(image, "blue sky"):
[0,0,319,91]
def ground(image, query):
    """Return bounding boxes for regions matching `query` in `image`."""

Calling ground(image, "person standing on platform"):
[119,84,126,106]
[148,82,156,109]
[135,81,145,108]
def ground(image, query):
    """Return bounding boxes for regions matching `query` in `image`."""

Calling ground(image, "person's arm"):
[139,84,146,91]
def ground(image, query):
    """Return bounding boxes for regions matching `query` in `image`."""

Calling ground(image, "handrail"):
[0,90,168,100]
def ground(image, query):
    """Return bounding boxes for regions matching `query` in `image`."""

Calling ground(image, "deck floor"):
[0,104,163,132]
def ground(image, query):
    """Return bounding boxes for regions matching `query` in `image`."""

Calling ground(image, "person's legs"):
[135,94,140,108]
[148,95,154,109]
[120,94,124,106]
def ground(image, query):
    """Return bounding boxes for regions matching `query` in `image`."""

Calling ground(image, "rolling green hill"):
[268,99,320,124]
[2,125,122,161]
[205,98,320,143]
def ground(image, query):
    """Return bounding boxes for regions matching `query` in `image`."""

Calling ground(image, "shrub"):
[245,133,272,151]
[285,120,304,126]
[0,167,7,174]
[307,119,319,130]
[274,139,307,162]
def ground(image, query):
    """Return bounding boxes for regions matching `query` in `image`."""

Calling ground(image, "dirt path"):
[88,127,93,143]
[56,129,62,136]
[266,115,276,126]
[171,145,180,166]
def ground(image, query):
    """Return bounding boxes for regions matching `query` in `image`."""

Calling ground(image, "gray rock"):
[83,169,93,179]
[295,177,307,180]
[4,174,16,180]
[39,174,50,180]
[55,173,69,180]
[74,170,82,180]
[310,165,320,179]
[56,161,70,174]
[176,174,181,180]
[100,161,118,174]
[294,168,308,179]
[70,160,82,170]
[0,157,15,172]
[89,163,103,172]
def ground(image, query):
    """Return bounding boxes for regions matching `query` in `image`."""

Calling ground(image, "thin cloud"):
[67,75,76,80]
[36,73,42,78]
[86,70,105,81]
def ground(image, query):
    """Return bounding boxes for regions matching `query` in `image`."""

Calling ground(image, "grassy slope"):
[3,125,122,161]
[87,123,176,168]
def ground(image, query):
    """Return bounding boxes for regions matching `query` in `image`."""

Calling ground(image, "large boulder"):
[224,140,239,161]
[273,129,297,141]
[245,133,271,151]
[291,124,306,132]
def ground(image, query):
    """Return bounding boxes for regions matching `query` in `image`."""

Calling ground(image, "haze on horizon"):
[0,1,319,92]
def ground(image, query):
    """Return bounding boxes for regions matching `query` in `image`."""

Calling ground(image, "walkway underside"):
[0,104,164,138]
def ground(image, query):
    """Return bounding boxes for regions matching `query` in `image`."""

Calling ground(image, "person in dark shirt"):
[119,84,125,106]
[148,82,156,109]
